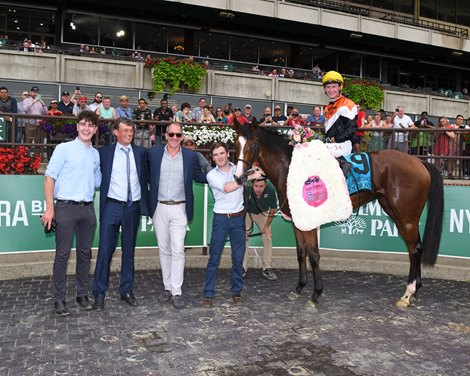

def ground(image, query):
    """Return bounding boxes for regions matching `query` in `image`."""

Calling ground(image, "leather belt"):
[216,210,245,218]
[56,199,93,206]
[159,200,186,205]
[107,198,140,206]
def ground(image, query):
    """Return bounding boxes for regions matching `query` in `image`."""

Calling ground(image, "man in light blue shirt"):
[42,111,101,317]
[202,142,257,308]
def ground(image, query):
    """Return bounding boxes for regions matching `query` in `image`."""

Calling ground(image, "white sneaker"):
[262,269,278,281]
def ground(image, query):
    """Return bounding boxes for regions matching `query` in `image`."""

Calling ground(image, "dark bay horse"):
[234,120,444,308]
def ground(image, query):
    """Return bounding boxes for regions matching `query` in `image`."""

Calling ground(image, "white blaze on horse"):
[234,119,444,309]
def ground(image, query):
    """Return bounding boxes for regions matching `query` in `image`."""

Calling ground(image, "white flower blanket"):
[286,140,352,231]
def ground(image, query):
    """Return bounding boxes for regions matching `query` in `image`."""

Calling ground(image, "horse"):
[234,120,444,309]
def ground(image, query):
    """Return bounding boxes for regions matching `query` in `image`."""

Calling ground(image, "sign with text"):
[0,176,468,259]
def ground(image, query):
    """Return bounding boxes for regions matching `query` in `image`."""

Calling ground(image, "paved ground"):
[0,268,469,376]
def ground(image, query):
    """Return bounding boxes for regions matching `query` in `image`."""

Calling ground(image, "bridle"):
[237,139,259,173]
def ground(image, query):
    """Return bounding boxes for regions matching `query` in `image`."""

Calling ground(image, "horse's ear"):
[251,117,259,129]
[233,117,241,133]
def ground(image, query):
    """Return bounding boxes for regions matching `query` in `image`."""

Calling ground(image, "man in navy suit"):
[148,122,207,309]
[92,117,149,310]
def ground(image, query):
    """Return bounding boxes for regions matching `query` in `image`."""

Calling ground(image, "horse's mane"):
[239,123,292,159]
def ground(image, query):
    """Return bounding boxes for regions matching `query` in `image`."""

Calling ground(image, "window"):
[437,0,456,24]
[338,51,361,77]
[371,0,394,11]
[135,22,167,53]
[168,28,184,55]
[259,40,289,67]
[395,0,414,14]
[420,0,437,18]
[99,17,131,49]
[230,36,258,63]
[63,13,99,45]
[196,32,229,60]
[456,0,470,26]
[363,55,380,80]
[0,6,55,44]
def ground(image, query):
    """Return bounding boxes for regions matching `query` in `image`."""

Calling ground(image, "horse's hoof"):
[304,299,317,310]
[288,291,300,300]
[395,298,410,309]
[410,295,417,304]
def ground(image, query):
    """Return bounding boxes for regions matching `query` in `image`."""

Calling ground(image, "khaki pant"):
[243,212,273,271]
[25,123,43,144]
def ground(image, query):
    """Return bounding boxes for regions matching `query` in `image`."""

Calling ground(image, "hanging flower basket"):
[145,57,207,95]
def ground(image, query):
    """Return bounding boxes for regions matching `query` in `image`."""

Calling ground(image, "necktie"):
[122,148,132,206]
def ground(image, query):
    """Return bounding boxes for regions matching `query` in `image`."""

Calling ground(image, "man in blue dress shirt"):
[42,111,102,316]
[92,117,149,310]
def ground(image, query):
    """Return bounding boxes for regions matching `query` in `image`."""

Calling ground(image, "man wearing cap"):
[73,96,90,116]
[272,105,287,125]
[411,111,434,155]
[243,104,253,122]
[243,177,278,281]
[58,91,75,115]
[116,95,132,119]
[321,71,358,175]
[23,86,47,145]
[182,136,212,173]
[228,107,249,125]
[41,111,102,316]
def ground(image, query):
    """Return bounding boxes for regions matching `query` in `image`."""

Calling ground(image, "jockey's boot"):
[336,156,352,178]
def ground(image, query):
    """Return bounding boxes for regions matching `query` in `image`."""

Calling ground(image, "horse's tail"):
[421,161,444,266]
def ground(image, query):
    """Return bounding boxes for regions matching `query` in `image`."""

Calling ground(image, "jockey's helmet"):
[322,71,344,86]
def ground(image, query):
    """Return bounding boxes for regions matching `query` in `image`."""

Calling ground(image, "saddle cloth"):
[344,153,373,195]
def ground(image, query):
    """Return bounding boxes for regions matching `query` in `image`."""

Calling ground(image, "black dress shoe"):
[76,295,93,310]
[120,292,138,306]
[93,296,105,311]
[55,300,69,317]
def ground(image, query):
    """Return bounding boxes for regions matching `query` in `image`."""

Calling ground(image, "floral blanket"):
[286,140,352,231]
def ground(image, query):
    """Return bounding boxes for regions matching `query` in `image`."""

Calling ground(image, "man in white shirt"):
[391,105,415,153]
[202,142,257,308]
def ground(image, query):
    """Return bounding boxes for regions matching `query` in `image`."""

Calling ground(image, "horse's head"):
[233,117,260,172]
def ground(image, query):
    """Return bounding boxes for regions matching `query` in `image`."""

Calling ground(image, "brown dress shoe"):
[232,295,242,304]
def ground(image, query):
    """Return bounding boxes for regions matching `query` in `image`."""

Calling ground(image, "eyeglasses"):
[167,132,183,138]
[216,109,223,112]
[183,142,194,146]
[96,96,103,99]
[274,108,281,110]
[292,113,299,116]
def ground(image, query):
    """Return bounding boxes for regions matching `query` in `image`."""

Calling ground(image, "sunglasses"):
[96,96,103,99]
[167,132,183,138]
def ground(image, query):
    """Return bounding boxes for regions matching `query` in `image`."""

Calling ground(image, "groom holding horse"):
[321,70,358,176]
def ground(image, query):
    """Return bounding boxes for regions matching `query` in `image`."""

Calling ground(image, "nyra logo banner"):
[320,186,469,258]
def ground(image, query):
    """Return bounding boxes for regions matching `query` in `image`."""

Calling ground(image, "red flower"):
[0,146,41,175]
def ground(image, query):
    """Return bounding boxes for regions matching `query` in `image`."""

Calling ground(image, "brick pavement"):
[0,269,469,376]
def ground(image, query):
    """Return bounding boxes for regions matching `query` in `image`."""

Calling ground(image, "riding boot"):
[336,156,352,178]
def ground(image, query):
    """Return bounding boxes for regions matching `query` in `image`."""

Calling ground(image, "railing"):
[1,114,469,180]
[285,0,370,16]
[382,14,469,37]
[284,0,468,37]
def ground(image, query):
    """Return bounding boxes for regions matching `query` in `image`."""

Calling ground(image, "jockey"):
[322,71,358,176]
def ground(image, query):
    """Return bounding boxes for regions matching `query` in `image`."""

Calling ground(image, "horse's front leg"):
[288,229,308,300]
[396,241,422,308]
[305,229,323,308]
